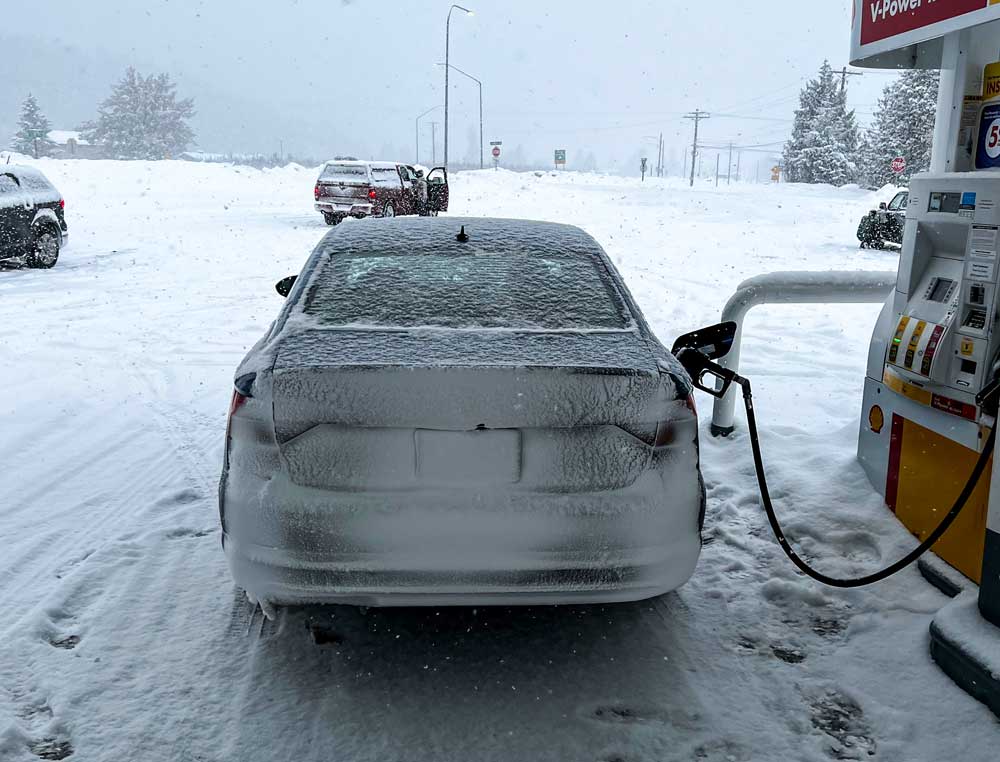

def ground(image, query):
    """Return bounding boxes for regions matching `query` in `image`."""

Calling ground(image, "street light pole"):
[444,4,473,170]
[438,63,482,169]
[415,104,443,164]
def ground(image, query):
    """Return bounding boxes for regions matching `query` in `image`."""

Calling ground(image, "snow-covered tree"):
[783,61,859,185]
[82,68,195,160]
[12,94,55,157]
[858,69,938,187]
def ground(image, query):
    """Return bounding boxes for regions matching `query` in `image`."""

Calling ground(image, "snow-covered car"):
[857,189,908,249]
[0,165,68,268]
[313,160,449,225]
[219,217,705,610]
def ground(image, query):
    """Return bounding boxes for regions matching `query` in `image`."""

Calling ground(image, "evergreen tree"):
[12,94,55,157]
[783,61,860,185]
[858,69,938,187]
[82,67,195,159]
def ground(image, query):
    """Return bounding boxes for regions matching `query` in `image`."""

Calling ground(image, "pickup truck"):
[314,160,449,225]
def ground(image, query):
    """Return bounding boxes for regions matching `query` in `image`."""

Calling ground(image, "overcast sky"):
[4,0,899,173]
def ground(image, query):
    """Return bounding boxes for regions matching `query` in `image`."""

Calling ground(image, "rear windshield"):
[370,167,401,186]
[302,252,632,330]
[17,173,54,192]
[320,164,367,181]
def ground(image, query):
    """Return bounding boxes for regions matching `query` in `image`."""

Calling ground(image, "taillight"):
[229,390,248,417]
[685,393,697,416]
[368,188,377,200]
[59,198,65,210]
[226,373,255,436]
[314,184,321,200]
[653,395,698,448]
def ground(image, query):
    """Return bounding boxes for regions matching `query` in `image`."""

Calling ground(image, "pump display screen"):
[928,192,962,213]
[927,277,955,303]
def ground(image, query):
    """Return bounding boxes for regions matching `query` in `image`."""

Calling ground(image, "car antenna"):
[456,225,469,243]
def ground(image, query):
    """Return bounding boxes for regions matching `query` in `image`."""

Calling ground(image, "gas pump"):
[670,0,1000,719]
[858,173,1000,582]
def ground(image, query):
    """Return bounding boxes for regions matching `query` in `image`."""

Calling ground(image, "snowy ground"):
[1,161,996,762]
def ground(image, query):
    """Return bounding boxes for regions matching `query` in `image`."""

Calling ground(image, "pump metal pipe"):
[709,270,898,436]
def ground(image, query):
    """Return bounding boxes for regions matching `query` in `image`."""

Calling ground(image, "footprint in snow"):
[28,738,74,761]
[48,634,80,650]
[808,689,877,760]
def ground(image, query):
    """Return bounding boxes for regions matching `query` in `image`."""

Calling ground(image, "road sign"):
[491,146,501,158]
[489,141,502,146]
[554,149,566,166]
[771,165,781,183]
[891,156,907,174]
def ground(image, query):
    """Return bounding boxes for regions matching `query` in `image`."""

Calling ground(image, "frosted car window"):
[320,164,367,181]
[302,253,631,330]
[17,173,54,192]
[371,168,401,186]
[0,174,19,193]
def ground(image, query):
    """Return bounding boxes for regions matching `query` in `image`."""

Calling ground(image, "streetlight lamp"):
[437,63,482,169]
[415,104,443,165]
[444,4,473,169]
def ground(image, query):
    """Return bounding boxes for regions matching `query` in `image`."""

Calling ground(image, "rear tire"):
[323,212,340,226]
[27,227,60,269]
[382,202,395,218]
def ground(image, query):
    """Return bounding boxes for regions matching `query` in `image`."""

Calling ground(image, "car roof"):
[322,160,402,170]
[3,164,50,180]
[315,216,609,261]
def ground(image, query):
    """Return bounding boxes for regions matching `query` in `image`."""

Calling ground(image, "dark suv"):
[314,160,449,225]
[0,165,68,268]
[857,189,907,249]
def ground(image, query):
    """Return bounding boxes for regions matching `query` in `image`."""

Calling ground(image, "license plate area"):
[415,429,521,485]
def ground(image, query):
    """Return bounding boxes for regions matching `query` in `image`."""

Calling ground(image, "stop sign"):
[492,146,501,158]
[891,156,906,174]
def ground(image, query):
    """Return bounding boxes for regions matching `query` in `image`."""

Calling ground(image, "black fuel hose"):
[739,377,997,588]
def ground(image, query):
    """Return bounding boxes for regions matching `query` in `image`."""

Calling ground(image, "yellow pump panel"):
[889,415,990,582]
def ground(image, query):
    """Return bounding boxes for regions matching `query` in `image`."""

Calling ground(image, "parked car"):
[0,165,68,268]
[857,189,908,249]
[220,217,705,611]
[313,160,448,225]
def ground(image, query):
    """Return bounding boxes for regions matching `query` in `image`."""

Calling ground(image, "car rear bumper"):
[315,201,373,217]
[221,472,703,607]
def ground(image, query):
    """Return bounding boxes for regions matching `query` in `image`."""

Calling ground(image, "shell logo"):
[869,405,885,434]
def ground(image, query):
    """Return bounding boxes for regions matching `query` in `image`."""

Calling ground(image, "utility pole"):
[715,154,720,187]
[837,66,863,93]
[430,121,439,165]
[682,146,687,178]
[736,151,742,183]
[656,132,663,177]
[727,142,733,185]
[683,110,710,187]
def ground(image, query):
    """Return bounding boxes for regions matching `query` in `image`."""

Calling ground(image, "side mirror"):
[671,321,737,361]
[878,202,888,210]
[275,275,297,297]
[415,169,425,178]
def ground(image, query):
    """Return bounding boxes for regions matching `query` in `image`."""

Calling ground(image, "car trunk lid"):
[270,329,684,491]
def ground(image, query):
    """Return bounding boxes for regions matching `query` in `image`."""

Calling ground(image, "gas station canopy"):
[851,0,1000,69]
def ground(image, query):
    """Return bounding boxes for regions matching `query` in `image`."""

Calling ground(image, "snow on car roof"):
[5,165,53,182]
[316,216,608,260]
